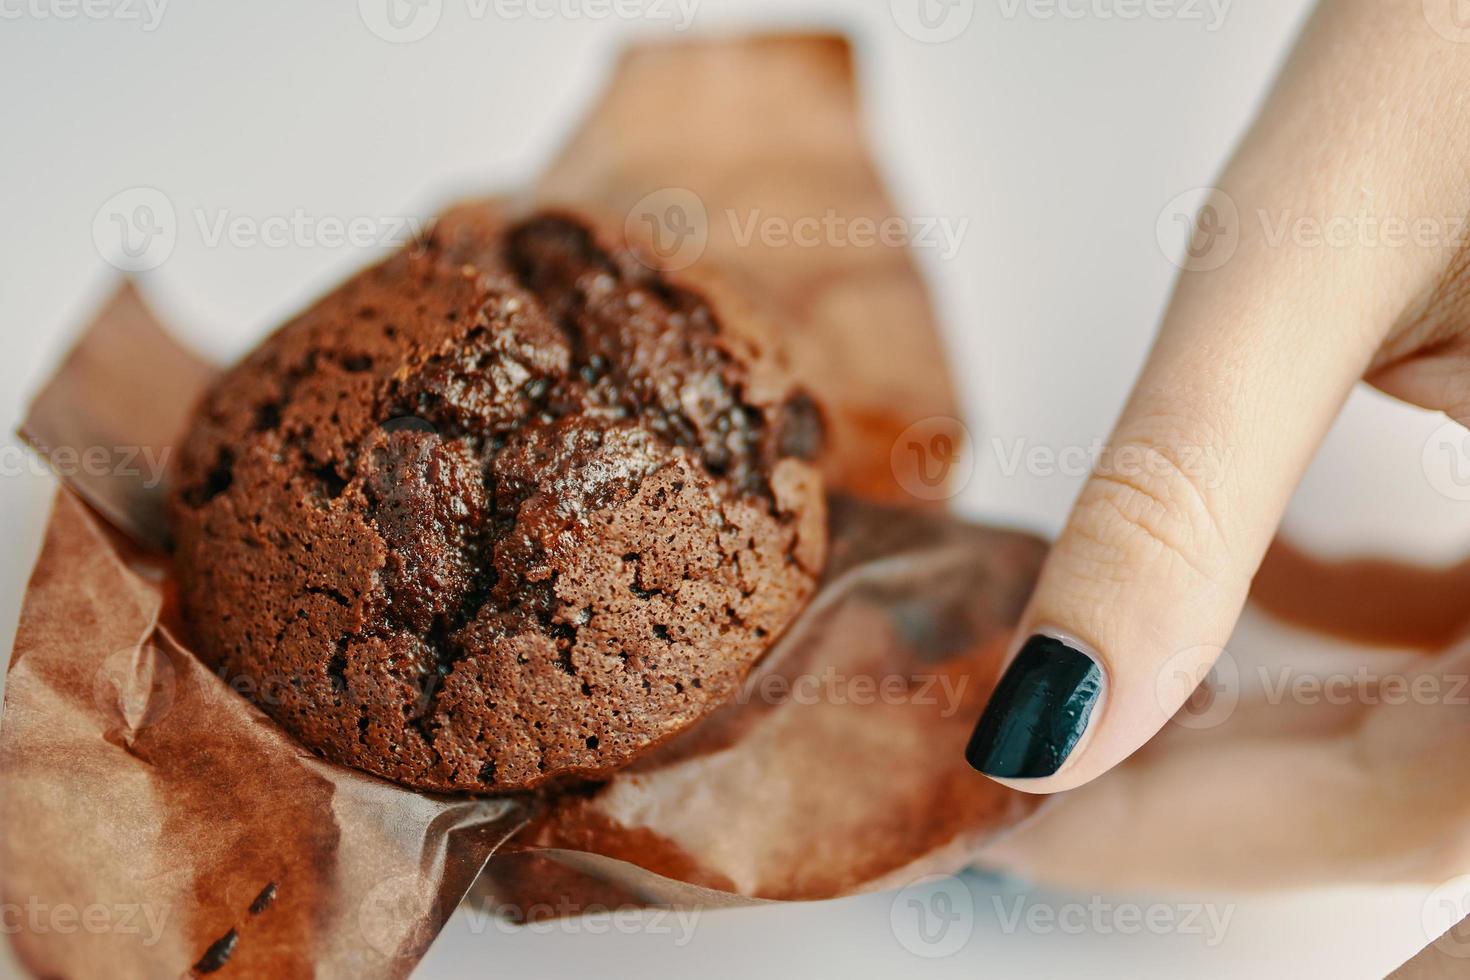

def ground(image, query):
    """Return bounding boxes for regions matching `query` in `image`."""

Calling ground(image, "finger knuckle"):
[1067,432,1231,584]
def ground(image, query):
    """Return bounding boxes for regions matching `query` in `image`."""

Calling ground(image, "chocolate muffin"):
[169,203,827,793]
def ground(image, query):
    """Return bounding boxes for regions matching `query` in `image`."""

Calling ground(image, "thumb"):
[963,278,1369,791]
[963,0,1470,794]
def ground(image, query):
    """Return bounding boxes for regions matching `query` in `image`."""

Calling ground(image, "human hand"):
[966,0,1470,792]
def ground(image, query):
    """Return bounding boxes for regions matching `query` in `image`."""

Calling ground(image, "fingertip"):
[965,632,1106,789]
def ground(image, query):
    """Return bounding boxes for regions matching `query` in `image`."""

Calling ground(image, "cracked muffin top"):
[168,203,827,793]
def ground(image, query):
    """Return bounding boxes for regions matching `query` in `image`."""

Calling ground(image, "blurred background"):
[4,0,1469,976]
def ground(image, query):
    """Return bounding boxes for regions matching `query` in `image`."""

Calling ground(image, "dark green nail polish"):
[966,634,1102,779]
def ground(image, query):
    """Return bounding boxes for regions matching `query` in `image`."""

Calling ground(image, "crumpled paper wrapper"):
[2,34,1047,979]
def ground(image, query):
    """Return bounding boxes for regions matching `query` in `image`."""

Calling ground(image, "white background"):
[4,0,1470,976]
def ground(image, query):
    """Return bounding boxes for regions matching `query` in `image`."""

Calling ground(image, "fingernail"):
[965,633,1102,779]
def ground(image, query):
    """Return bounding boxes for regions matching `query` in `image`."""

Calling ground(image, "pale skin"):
[990,0,1470,794]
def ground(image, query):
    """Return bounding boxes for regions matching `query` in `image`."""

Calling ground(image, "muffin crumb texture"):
[170,205,826,793]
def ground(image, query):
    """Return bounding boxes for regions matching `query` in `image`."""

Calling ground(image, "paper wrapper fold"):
[3,35,1047,978]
